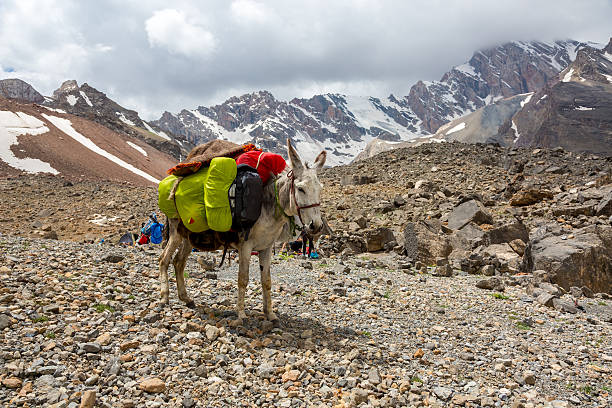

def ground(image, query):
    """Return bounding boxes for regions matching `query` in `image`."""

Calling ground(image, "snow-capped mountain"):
[153,39,591,165]
[46,80,191,160]
[153,91,425,166]
[357,38,612,159]
[0,97,175,185]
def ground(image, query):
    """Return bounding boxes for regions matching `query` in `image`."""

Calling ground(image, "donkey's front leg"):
[258,248,278,323]
[235,245,252,324]
[158,219,182,305]
[173,239,194,308]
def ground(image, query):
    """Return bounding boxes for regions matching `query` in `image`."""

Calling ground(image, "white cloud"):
[230,0,271,24]
[145,9,216,57]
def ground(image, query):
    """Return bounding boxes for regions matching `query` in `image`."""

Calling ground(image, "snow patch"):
[511,120,520,143]
[0,111,58,174]
[127,141,148,156]
[143,121,171,140]
[603,52,612,63]
[79,91,93,107]
[42,114,160,183]
[603,74,612,84]
[520,93,534,108]
[89,214,119,226]
[562,68,574,82]
[116,112,135,126]
[40,106,67,114]
[575,106,593,111]
[445,122,466,135]
[66,94,78,106]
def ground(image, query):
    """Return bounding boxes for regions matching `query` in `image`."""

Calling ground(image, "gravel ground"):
[0,234,610,407]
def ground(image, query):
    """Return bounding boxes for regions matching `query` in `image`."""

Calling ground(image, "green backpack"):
[158,157,237,232]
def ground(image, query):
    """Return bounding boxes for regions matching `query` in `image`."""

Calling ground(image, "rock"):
[481,243,522,270]
[364,227,396,252]
[539,282,562,296]
[205,324,220,341]
[351,388,369,405]
[433,386,453,401]
[403,221,452,263]
[367,368,381,385]
[433,264,453,277]
[536,293,556,307]
[0,313,13,330]
[481,264,496,276]
[43,304,60,314]
[510,189,553,206]
[447,199,493,230]
[596,190,612,216]
[139,377,166,393]
[81,343,101,353]
[552,298,578,314]
[526,224,612,293]
[476,277,505,291]
[281,370,300,382]
[569,286,583,298]
[79,390,96,408]
[482,221,529,246]
[508,238,527,256]
[522,370,536,385]
[101,254,124,263]
[2,377,22,388]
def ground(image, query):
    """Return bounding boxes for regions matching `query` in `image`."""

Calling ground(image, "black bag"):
[229,164,263,238]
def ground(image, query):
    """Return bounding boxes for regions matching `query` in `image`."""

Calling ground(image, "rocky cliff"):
[0,78,45,103]
[503,38,612,155]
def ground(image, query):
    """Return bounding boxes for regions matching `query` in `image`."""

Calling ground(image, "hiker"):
[300,229,314,257]
[139,212,164,245]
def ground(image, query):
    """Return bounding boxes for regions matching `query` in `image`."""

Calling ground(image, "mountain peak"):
[0,78,44,103]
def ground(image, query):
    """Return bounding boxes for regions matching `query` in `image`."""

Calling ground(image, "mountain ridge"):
[153,39,591,165]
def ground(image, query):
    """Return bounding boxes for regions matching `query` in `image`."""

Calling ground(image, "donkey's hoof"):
[185,300,196,309]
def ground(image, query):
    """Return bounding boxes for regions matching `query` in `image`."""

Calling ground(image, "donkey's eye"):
[297,187,305,194]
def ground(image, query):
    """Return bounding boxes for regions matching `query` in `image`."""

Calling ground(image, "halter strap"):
[287,169,321,228]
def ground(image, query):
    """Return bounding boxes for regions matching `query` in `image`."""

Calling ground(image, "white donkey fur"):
[158,139,326,325]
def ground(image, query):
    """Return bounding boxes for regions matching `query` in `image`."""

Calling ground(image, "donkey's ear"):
[313,150,326,170]
[287,138,304,174]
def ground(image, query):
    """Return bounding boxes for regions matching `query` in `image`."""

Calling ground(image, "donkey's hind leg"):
[173,238,195,308]
[159,218,182,305]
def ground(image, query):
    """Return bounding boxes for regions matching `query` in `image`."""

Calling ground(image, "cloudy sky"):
[0,0,610,120]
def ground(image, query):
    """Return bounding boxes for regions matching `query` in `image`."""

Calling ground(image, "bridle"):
[287,169,320,228]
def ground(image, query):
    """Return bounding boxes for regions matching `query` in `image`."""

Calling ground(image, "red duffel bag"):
[236,151,286,184]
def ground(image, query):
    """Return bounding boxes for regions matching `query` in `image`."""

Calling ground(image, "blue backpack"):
[150,222,163,244]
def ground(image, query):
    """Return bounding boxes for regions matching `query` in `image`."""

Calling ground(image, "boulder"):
[510,189,553,206]
[364,227,396,252]
[447,200,493,230]
[481,243,522,271]
[449,222,485,255]
[482,220,529,246]
[525,224,612,293]
[476,277,505,291]
[596,190,612,216]
[403,221,452,263]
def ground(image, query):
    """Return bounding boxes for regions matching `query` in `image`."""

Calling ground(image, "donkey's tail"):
[162,214,169,249]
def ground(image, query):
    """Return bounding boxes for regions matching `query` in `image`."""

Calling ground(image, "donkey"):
[159,139,326,325]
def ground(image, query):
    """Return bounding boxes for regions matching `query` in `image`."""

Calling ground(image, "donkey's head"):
[287,139,326,235]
